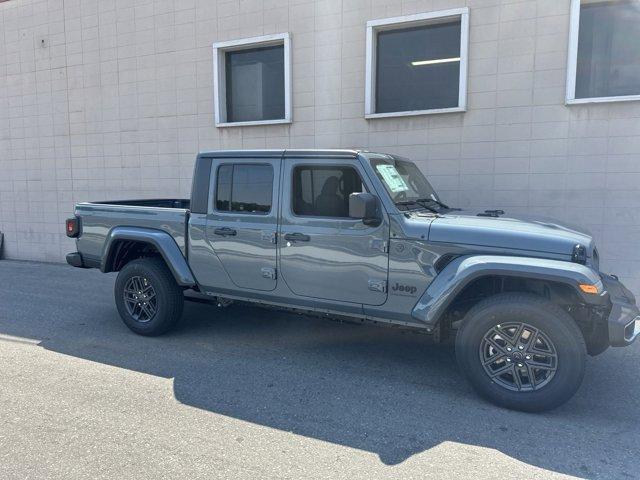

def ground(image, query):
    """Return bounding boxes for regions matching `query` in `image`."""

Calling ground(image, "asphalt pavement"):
[0,260,639,479]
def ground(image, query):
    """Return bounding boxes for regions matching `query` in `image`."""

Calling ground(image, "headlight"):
[571,244,587,265]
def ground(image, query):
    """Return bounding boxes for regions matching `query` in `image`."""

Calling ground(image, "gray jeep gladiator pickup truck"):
[66,149,639,411]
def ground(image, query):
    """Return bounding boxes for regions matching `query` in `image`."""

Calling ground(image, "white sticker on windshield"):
[376,164,409,193]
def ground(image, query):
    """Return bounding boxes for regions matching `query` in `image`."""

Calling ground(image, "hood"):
[424,209,595,257]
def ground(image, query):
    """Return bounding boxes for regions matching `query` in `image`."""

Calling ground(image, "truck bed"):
[74,199,190,266]
[90,198,190,209]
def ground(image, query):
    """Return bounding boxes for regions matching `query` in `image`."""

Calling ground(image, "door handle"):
[214,227,237,236]
[284,232,310,242]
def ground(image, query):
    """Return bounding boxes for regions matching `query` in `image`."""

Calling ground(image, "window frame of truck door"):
[206,152,283,218]
[288,163,372,221]
[280,154,390,228]
[212,162,275,216]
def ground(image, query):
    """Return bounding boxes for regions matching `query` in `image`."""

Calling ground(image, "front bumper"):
[601,274,640,347]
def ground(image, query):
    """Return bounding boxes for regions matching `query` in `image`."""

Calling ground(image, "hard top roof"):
[197,149,364,159]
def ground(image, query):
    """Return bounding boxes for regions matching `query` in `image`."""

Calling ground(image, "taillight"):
[66,217,80,238]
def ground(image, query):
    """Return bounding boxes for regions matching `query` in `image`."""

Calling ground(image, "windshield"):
[369,155,441,207]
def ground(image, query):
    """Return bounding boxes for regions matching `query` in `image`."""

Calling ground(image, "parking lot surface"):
[0,260,639,479]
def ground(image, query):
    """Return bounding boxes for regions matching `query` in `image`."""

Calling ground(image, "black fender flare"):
[101,226,197,287]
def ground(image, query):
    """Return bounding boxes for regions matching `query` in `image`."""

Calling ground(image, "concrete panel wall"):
[1,0,639,295]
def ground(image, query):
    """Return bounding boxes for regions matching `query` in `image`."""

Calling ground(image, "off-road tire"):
[114,257,184,336]
[455,293,586,412]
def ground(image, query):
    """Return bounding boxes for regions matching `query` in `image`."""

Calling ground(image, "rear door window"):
[215,164,273,214]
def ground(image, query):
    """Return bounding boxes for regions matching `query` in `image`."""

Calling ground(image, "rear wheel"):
[114,257,184,336]
[455,293,586,412]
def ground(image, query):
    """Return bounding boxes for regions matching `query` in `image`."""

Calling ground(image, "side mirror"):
[349,192,380,226]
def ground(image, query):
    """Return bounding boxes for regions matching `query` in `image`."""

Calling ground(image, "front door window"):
[292,166,365,218]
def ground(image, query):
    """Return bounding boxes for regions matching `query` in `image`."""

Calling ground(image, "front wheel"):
[455,293,586,412]
[114,257,184,336]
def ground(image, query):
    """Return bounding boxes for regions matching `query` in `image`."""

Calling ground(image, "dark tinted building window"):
[375,19,461,113]
[216,164,273,214]
[292,166,364,218]
[225,45,285,122]
[575,1,640,99]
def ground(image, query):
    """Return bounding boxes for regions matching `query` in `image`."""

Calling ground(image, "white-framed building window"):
[213,33,291,127]
[364,8,469,119]
[566,0,640,104]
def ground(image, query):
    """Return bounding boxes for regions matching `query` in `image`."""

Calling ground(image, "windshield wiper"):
[415,198,462,211]
[415,198,450,209]
[395,200,438,213]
